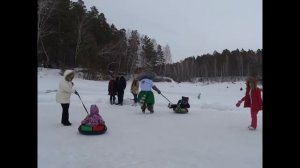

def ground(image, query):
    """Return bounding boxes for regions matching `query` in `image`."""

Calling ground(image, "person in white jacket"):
[56,70,78,126]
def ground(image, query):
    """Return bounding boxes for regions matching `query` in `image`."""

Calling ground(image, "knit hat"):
[90,104,99,115]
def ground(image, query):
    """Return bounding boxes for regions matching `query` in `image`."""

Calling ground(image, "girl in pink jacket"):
[81,104,105,126]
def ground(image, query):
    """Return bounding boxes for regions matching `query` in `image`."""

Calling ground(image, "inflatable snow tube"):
[78,124,107,135]
[173,108,189,114]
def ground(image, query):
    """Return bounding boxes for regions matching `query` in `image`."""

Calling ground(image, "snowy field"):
[38,68,262,168]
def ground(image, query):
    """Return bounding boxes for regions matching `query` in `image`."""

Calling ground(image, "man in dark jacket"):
[116,74,126,105]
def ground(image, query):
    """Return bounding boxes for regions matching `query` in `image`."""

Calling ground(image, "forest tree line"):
[155,49,262,82]
[38,0,262,82]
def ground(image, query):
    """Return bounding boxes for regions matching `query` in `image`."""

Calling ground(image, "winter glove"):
[75,90,79,95]
[157,90,161,94]
[71,82,74,86]
[236,100,242,107]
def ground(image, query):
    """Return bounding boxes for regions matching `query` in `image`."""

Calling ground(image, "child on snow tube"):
[168,96,190,113]
[78,104,107,135]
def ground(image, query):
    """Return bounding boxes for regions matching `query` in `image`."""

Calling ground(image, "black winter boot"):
[148,105,154,113]
[141,104,146,113]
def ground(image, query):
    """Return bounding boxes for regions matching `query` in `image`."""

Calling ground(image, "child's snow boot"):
[148,105,154,113]
[141,104,146,113]
[248,125,256,131]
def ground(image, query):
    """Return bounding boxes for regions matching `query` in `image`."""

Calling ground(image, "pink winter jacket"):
[81,104,105,126]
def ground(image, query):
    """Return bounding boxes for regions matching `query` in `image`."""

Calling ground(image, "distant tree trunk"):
[247,63,250,76]
[241,55,244,76]
[214,57,217,77]
[40,39,50,67]
[74,19,84,66]
[225,54,229,77]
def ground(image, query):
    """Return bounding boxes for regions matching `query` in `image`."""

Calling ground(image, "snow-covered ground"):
[38,68,262,168]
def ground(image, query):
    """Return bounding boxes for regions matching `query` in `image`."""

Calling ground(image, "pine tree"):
[156,45,165,65]
[141,35,156,67]
[127,30,140,74]
[163,44,172,64]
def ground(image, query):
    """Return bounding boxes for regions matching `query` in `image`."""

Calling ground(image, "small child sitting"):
[81,104,105,126]
[168,96,190,113]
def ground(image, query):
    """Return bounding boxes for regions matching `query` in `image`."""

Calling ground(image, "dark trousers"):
[132,93,138,103]
[61,103,70,123]
[141,103,154,112]
[110,95,116,104]
[117,90,124,104]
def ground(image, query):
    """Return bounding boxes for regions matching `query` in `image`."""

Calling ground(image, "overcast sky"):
[81,0,262,62]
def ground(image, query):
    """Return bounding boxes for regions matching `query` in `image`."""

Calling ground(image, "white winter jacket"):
[56,70,75,104]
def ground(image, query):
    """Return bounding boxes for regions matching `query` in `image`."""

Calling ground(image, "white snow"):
[38,68,262,168]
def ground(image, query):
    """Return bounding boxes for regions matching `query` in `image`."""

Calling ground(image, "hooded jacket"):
[56,70,75,104]
[81,105,105,126]
[241,78,262,111]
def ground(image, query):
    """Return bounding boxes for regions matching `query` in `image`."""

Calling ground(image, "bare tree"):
[163,44,172,64]
[74,11,94,66]
[74,16,86,66]
[38,0,57,66]
[38,0,57,41]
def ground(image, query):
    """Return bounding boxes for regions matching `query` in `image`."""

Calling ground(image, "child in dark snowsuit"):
[168,96,190,113]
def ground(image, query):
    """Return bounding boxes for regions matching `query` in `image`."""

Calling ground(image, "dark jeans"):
[110,95,116,104]
[61,103,70,124]
[132,93,138,103]
[117,90,124,104]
